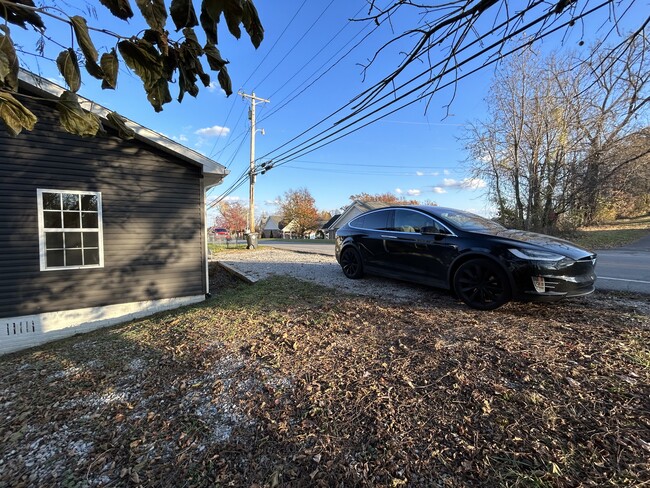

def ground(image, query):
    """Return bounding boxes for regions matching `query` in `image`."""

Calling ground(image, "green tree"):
[0,0,263,136]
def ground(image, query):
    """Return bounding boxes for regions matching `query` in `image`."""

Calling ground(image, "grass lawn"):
[562,215,650,249]
[1,271,648,486]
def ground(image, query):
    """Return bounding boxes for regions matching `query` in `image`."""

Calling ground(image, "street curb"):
[213,261,259,284]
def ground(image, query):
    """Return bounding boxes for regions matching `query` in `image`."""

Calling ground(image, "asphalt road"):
[260,236,650,295]
[594,233,650,294]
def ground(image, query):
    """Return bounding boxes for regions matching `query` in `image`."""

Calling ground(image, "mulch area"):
[1,267,648,487]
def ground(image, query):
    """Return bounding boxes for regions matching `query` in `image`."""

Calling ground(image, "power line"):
[251,0,337,92]
[210,1,641,207]
[239,0,310,90]
[255,1,617,172]
[258,20,380,125]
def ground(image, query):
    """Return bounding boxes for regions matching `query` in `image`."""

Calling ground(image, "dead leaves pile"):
[1,275,648,487]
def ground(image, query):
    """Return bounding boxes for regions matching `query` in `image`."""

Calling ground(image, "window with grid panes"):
[37,190,103,270]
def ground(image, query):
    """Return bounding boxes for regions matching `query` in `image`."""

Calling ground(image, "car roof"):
[368,205,459,217]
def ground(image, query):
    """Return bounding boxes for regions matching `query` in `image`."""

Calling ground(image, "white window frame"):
[37,189,105,271]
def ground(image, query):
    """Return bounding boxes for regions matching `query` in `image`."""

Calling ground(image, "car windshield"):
[437,209,505,232]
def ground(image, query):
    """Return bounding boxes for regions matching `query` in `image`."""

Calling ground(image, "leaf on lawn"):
[57,90,103,137]
[56,48,81,93]
[0,91,37,136]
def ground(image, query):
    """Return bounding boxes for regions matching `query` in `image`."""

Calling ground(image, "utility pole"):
[238,91,269,233]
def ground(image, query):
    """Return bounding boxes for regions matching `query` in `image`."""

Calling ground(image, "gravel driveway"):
[213,248,650,314]
[213,248,449,305]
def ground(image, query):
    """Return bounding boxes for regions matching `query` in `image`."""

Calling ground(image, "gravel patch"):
[214,248,650,314]
[214,248,445,304]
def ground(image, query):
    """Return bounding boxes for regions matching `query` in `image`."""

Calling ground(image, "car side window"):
[392,209,438,233]
[363,210,390,230]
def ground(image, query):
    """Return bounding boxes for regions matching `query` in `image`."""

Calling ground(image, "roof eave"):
[17,70,228,186]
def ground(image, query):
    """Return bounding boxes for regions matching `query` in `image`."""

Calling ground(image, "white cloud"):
[222,196,242,203]
[206,81,228,95]
[265,199,282,206]
[395,188,403,194]
[407,189,421,196]
[432,187,447,194]
[441,177,486,190]
[416,171,424,176]
[443,169,451,175]
[195,125,231,137]
[460,178,487,190]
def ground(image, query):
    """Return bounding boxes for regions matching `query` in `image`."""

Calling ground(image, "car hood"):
[477,229,594,259]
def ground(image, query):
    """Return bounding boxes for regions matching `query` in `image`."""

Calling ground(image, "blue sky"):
[11,0,647,223]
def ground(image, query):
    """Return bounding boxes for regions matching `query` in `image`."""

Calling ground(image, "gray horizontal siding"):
[0,96,207,318]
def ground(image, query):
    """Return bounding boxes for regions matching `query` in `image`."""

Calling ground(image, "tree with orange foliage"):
[279,188,319,237]
[216,201,247,232]
[349,192,421,205]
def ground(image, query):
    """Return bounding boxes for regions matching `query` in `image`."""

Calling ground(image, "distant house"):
[325,201,392,237]
[0,71,228,355]
[281,219,300,239]
[259,215,284,238]
[317,214,341,239]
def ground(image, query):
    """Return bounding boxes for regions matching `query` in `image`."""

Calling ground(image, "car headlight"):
[508,248,566,261]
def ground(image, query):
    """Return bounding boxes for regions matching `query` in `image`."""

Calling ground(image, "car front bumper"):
[510,258,597,301]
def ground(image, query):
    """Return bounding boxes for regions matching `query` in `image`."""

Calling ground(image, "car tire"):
[453,258,511,310]
[340,247,364,279]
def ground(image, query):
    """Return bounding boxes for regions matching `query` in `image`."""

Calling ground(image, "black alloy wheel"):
[453,258,511,310]
[340,247,364,279]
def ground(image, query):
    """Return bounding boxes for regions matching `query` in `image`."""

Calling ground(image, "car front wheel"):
[340,247,364,279]
[453,258,511,310]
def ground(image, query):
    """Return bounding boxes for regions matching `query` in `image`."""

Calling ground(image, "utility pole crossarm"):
[239,91,269,234]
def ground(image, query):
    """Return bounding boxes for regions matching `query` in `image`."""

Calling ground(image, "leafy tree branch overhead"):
[0,0,263,136]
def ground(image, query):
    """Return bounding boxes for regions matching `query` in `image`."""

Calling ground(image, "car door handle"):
[381,235,397,239]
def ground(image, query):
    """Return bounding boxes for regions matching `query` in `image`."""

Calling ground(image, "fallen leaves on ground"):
[1,269,648,487]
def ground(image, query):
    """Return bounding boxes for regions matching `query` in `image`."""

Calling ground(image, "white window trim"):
[37,189,105,271]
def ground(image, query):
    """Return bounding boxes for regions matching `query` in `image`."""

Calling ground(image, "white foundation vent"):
[5,319,38,336]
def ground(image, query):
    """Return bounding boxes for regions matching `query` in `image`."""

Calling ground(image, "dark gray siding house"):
[0,72,227,355]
